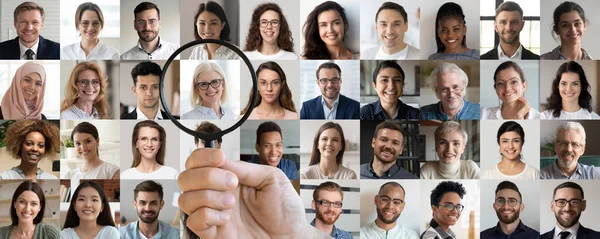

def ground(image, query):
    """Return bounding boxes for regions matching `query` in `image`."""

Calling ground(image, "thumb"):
[220,160,286,189]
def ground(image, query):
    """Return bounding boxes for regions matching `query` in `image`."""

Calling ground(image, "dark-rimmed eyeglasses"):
[378,195,404,206]
[76,79,100,87]
[318,77,341,85]
[317,200,342,208]
[495,198,521,207]
[439,203,464,212]
[554,199,583,208]
[260,20,279,28]
[197,79,222,90]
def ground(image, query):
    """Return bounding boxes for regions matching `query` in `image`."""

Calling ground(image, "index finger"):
[185,148,226,170]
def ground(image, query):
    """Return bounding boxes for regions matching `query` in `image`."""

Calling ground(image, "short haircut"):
[194,121,223,145]
[372,60,405,84]
[495,1,523,18]
[378,181,406,197]
[434,121,468,144]
[134,180,164,201]
[429,62,469,94]
[134,2,160,19]
[553,181,584,199]
[496,121,525,145]
[131,61,162,86]
[14,1,44,22]
[375,2,407,23]
[495,181,522,200]
[555,121,586,145]
[11,181,45,225]
[315,62,341,79]
[493,61,526,88]
[313,181,343,201]
[373,121,404,145]
[256,121,282,145]
[430,181,466,206]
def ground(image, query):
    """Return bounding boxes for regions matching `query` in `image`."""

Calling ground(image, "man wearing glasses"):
[540,122,599,179]
[121,2,179,60]
[122,61,172,120]
[421,181,466,239]
[310,181,352,239]
[480,181,539,239]
[361,182,419,238]
[300,62,360,119]
[541,182,600,239]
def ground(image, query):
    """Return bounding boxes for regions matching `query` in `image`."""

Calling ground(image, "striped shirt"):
[428,49,480,60]
[60,105,99,120]
[540,45,592,60]
[421,219,456,239]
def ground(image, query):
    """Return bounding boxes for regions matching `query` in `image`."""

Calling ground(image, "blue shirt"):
[540,161,599,179]
[321,94,340,120]
[310,219,353,239]
[360,99,420,120]
[248,157,298,180]
[420,100,480,120]
[120,220,180,239]
[481,220,540,239]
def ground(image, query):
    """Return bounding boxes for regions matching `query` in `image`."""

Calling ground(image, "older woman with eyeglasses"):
[182,62,236,119]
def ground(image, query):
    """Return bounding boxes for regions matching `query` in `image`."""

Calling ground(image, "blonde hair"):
[191,62,227,107]
[60,62,110,119]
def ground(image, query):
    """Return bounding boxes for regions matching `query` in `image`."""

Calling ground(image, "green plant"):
[541,136,556,157]
[0,120,16,147]
[64,138,74,148]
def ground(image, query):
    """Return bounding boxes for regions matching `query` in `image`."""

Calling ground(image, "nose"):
[266,83,273,91]
[327,23,334,32]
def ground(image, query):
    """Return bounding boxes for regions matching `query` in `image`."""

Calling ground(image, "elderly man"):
[540,122,599,179]
[420,62,480,120]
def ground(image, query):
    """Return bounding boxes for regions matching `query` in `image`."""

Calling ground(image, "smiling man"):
[361,182,418,238]
[122,61,173,120]
[248,121,298,179]
[422,181,466,239]
[0,2,60,59]
[362,2,420,59]
[360,121,417,179]
[310,181,352,239]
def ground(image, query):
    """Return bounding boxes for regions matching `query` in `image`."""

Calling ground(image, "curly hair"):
[4,120,60,160]
[193,1,231,41]
[430,181,466,207]
[309,122,345,166]
[60,62,111,119]
[548,61,592,118]
[434,2,467,53]
[243,3,294,52]
[302,1,349,59]
[240,61,296,115]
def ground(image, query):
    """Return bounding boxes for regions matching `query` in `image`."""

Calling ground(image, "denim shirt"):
[310,219,353,239]
[120,220,180,239]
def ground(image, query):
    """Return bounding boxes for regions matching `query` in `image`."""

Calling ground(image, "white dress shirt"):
[61,41,119,60]
[121,37,179,60]
[19,38,39,60]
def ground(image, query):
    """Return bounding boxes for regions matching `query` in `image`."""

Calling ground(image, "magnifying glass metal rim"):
[159,39,258,142]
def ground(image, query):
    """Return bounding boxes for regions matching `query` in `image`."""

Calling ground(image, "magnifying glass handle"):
[205,140,215,148]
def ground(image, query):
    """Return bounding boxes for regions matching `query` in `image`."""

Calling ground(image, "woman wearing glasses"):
[61,2,119,60]
[242,3,298,60]
[0,62,48,120]
[122,120,178,179]
[182,62,236,119]
[64,122,120,180]
[482,121,539,179]
[190,1,238,60]
[240,61,298,120]
[60,62,111,120]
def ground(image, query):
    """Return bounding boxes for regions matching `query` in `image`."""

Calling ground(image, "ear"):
[133,200,137,207]
[522,81,527,92]
[519,20,525,31]
[255,143,260,153]
[131,86,137,95]
[581,200,586,211]
[493,21,498,33]
[160,200,165,210]
[372,81,376,89]
[373,194,378,206]
[371,137,376,149]
[221,21,226,31]
[312,200,317,210]
[519,203,525,212]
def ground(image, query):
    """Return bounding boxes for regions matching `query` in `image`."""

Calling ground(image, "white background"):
[480,180,540,232]
[479,60,540,110]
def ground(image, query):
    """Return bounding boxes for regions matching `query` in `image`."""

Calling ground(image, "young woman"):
[61,2,119,60]
[64,122,120,180]
[60,61,111,119]
[189,1,238,60]
[541,1,591,60]
[61,181,119,239]
[0,181,60,239]
[301,1,358,59]
[243,3,297,60]
[0,120,59,179]
[540,61,599,119]
[420,121,480,179]
[427,2,479,60]
[481,61,540,119]
[0,62,47,120]
[482,121,539,179]
[301,122,356,179]
[240,61,298,119]
[121,120,178,179]
[182,62,236,119]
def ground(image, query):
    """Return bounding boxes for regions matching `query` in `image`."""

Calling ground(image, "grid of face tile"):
[0,0,599,238]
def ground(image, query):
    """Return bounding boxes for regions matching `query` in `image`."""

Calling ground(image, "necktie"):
[559,231,571,239]
[25,49,34,60]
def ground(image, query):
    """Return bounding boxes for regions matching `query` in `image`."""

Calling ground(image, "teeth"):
[447,39,457,43]
[205,92,216,96]
[326,35,337,39]
[384,35,396,40]
[384,91,396,95]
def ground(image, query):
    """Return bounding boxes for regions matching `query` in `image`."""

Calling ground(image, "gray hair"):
[434,121,468,144]
[429,62,469,94]
[555,121,586,145]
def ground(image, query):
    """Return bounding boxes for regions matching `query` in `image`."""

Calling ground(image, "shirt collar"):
[320,94,340,108]
[429,218,456,239]
[373,99,403,118]
[436,100,465,120]
[197,105,225,115]
[134,220,164,238]
[73,105,99,117]
[498,44,523,59]
[137,37,163,54]
[19,37,40,58]
[11,167,43,178]
[492,220,528,235]
[367,159,400,178]
[551,160,582,179]
[310,218,342,237]
[554,222,579,238]
[136,107,163,120]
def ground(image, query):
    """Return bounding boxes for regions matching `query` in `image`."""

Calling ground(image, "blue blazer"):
[0,36,60,59]
[299,94,360,119]
[541,225,600,239]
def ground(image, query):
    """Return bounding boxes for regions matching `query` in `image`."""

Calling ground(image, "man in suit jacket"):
[540,182,600,239]
[0,2,59,60]
[300,62,360,119]
[121,61,175,120]
[480,1,539,60]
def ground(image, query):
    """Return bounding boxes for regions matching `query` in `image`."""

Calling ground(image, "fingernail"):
[225,173,237,189]
[219,211,230,221]
[221,193,234,207]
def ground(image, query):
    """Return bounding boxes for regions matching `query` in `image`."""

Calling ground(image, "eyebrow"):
[319,18,341,24]
[560,19,582,24]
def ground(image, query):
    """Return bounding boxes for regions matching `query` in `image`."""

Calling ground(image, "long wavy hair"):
[63,181,115,228]
[434,2,467,53]
[60,62,110,119]
[302,1,349,59]
[548,61,592,117]
[244,3,294,52]
[240,61,296,115]
[309,122,346,166]
[131,120,166,168]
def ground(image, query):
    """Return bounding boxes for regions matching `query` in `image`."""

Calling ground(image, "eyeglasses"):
[378,195,404,206]
[136,19,158,27]
[260,20,280,28]
[554,199,583,208]
[556,140,584,150]
[495,198,521,207]
[259,80,282,88]
[318,77,341,85]
[197,79,223,90]
[138,137,160,145]
[438,86,464,95]
[317,200,343,208]
[439,203,464,212]
[76,79,100,87]
[80,20,102,29]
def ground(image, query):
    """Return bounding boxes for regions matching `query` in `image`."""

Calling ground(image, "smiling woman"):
[0,62,47,120]
[60,62,111,120]
[302,1,359,59]
[242,3,298,60]
[189,1,239,60]
[64,122,120,180]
